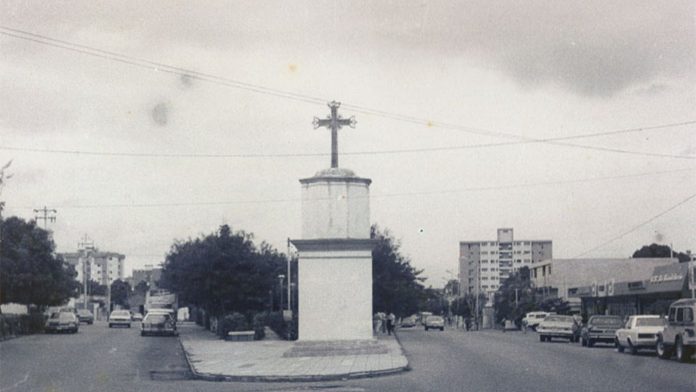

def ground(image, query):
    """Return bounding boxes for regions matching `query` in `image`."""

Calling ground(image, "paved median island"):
[178,323,409,382]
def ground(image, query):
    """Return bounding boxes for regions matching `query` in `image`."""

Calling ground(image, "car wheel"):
[127,324,131,328]
[440,327,444,331]
[656,336,672,359]
[140,331,146,336]
[109,323,113,328]
[424,327,428,331]
[587,339,594,348]
[615,339,624,353]
[580,336,585,346]
[676,337,692,363]
[628,340,638,355]
[539,335,545,342]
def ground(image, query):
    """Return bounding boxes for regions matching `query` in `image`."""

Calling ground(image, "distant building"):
[131,264,162,289]
[61,248,125,286]
[532,257,678,313]
[459,228,552,301]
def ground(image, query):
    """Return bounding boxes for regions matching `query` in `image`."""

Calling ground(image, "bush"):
[21,312,46,334]
[220,312,248,338]
[0,312,46,339]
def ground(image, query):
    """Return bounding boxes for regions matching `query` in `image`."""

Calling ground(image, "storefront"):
[571,262,690,318]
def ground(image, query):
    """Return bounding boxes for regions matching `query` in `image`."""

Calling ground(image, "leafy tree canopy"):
[0,216,79,307]
[371,225,429,317]
[78,280,107,296]
[493,267,537,324]
[160,225,286,316]
[110,279,131,307]
[632,243,691,263]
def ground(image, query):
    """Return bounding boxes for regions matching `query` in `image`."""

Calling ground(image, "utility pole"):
[33,206,57,231]
[78,235,95,310]
[287,238,292,312]
[0,160,13,268]
[278,274,285,312]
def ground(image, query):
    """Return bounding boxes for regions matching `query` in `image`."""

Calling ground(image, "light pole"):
[278,274,285,312]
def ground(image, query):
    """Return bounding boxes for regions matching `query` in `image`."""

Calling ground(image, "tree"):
[443,279,459,297]
[632,243,691,263]
[0,216,80,308]
[493,267,536,325]
[78,280,107,296]
[133,280,150,296]
[371,225,429,317]
[159,225,286,317]
[110,279,131,307]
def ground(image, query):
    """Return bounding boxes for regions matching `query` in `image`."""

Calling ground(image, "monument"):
[290,101,375,341]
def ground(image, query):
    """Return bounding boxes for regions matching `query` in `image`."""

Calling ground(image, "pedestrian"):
[387,312,396,335]
[465,317,470,331]
[379,312,387,334]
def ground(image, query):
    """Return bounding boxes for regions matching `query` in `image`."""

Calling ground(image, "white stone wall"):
[297,252,373,341]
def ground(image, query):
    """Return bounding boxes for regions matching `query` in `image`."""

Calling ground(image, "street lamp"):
[278,274,285,312]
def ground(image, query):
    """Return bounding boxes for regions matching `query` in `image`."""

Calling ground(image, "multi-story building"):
[131,264,163,289]
[61,247,126,287]
[459,228,552,301]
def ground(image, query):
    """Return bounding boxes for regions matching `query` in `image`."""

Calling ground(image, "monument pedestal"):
[292,239,374,341]
[291,168,375,341]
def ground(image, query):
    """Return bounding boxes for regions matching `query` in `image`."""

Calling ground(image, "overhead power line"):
[573,191,696,258]
[1,26,695,161]
[0,119,694,160]
[13,167,695,210]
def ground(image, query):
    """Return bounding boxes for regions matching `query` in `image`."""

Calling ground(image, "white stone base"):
[293,239,374,341]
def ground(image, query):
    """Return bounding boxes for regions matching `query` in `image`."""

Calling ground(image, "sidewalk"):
[178,322,409,382]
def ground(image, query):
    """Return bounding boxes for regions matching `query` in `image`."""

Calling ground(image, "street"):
[1,324,694,392]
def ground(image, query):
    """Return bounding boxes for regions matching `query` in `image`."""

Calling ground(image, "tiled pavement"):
[178,322,409,381]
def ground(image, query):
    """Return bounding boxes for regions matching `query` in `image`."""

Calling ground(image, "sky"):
[1,1,695,286]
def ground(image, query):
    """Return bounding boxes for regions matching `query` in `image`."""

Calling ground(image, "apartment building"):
[459,228,552,301]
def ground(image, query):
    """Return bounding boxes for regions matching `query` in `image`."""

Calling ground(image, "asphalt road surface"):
[1,323,694,392]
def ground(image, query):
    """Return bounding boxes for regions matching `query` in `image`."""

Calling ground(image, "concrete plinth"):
[292,239,374,341]
[292,167,375,341]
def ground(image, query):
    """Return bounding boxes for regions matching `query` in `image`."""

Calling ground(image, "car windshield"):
[544,316,572,323]
[428,316,443,322]
[591,317,623,326]
[58,312,74,321]
[635,317,666,327]
[112,311,130,316]
[77,310,91,315]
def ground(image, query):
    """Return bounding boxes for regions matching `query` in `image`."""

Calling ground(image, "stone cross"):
[313,101,356,168]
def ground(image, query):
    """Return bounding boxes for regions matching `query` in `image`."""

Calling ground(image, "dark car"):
[76,309,94,324]
[580,315,623,347]
[141,312,178,336]
[45,311,79,334]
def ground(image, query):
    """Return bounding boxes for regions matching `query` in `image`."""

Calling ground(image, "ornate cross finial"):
[312,101,356,168]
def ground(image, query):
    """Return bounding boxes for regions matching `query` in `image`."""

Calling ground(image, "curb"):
[178,333,409,383]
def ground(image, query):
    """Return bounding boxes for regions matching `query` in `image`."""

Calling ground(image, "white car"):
[108,310,132,328]
[522,311,552,331]
[615,315,666,355]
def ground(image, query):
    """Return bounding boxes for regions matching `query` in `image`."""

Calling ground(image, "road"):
[1,323,694,391]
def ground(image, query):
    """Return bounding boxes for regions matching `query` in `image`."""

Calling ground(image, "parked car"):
[537,315,579,342]
[401,315,417,328]
[424,315,445,331]
[580,315,623,347]
[108,310,132,328]
[76,309,94,324]
[522,311,551,331]
[141,312,178,336]
[657,298,696,362]
[615,315,666,355]
[45,311,79,334]
[131,312,144,321]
